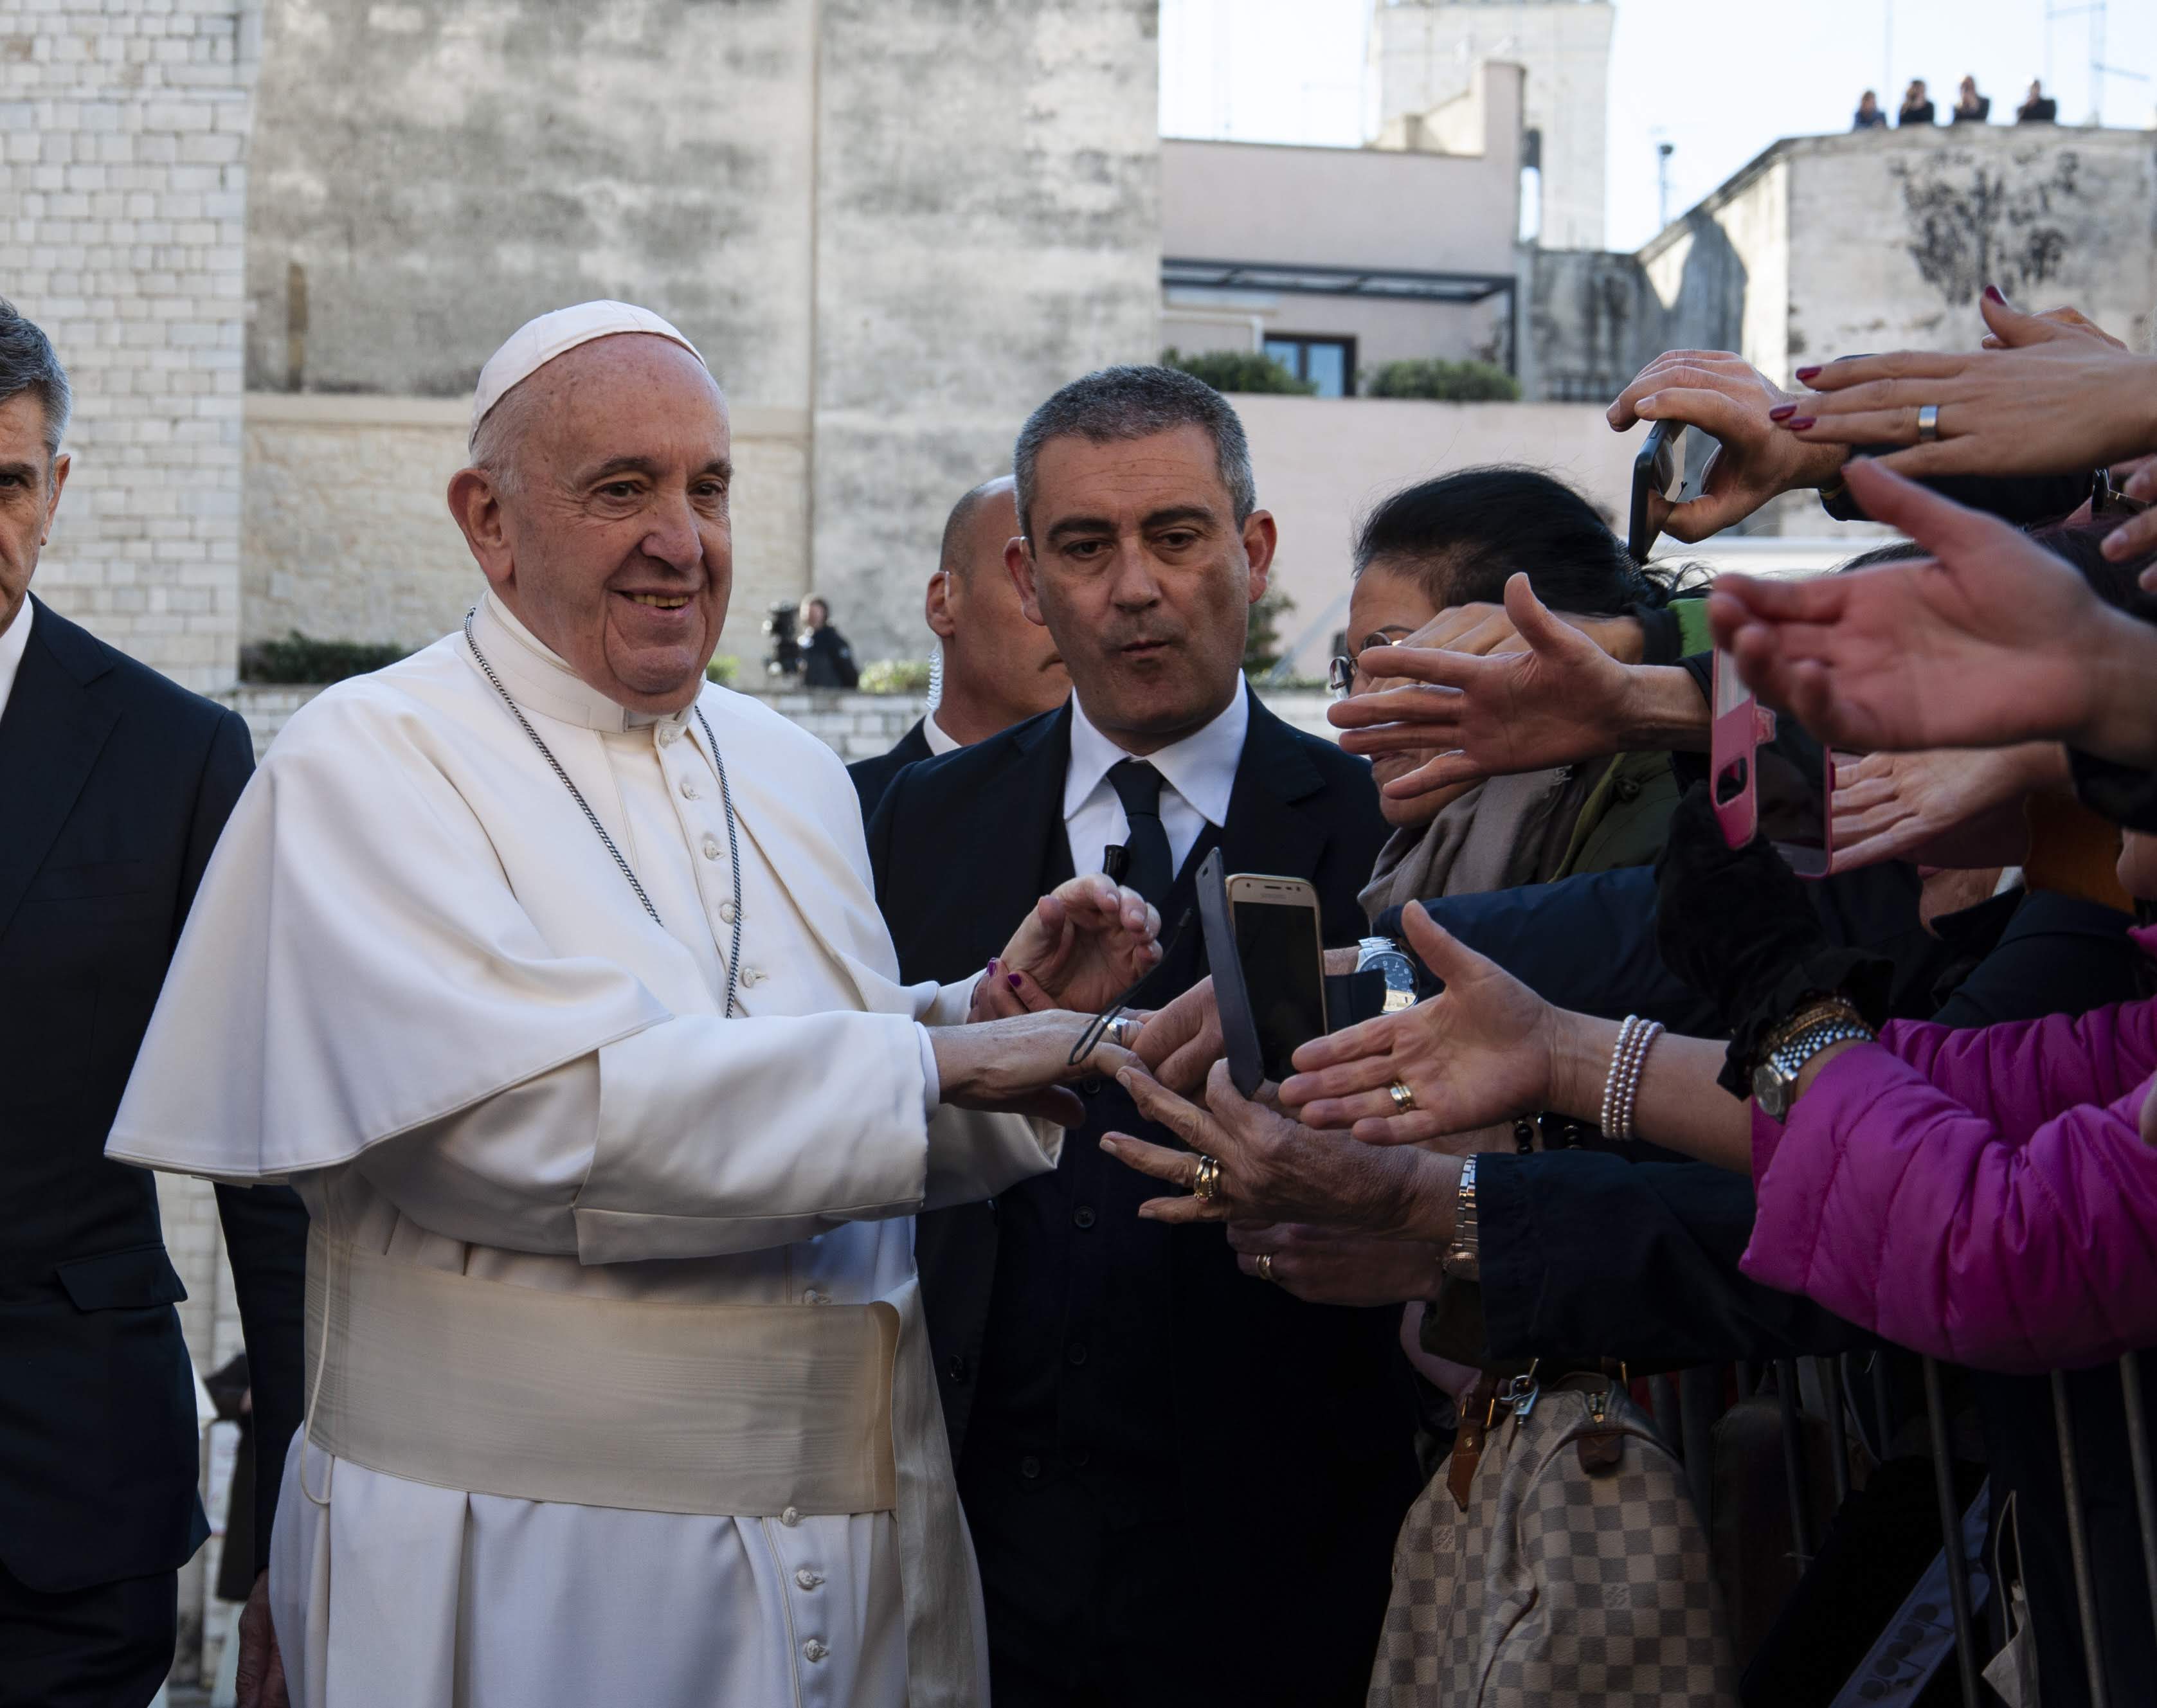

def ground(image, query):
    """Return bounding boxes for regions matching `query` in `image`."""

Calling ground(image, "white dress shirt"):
[1063,676,1249,880]
[0,595,32,723]
[922,710,962,757]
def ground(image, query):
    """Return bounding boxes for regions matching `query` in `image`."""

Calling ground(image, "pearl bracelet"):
[1599,1014,1665,1142]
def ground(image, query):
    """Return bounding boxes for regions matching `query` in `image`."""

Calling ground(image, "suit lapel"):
[0,598,121,941]
[1216,690,1327,886]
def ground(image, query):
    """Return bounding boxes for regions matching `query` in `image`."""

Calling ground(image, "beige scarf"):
[1358,766,1595,927]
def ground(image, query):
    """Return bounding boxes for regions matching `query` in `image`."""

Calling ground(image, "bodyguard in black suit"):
[866,369,1414,1705]
[0,305,307,1708]
[849,474,1069,820]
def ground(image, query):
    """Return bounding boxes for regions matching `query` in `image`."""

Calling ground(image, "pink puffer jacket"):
[1740,931,2157,1373]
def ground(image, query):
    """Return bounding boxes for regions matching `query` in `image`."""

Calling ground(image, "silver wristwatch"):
[1753,1018,1875,1120]
[1440,1155,1479,1280]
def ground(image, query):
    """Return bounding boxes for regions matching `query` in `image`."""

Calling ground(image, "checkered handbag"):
[1369,1372,1737,1707]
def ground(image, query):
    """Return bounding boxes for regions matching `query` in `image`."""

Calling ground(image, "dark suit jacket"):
[0,596,308,1593]
[866,691,1416,1700]
[847,717,934,820]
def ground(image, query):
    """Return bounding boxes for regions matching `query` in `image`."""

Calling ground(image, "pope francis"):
[106,303,1155,1707]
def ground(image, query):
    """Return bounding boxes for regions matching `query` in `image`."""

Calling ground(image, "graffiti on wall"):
[1895,151,2080,306]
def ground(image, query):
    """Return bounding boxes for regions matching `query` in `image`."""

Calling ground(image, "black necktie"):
[1106,759,1173,908]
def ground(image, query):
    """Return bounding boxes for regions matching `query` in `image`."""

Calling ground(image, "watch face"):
[1753,1061,1790,1120]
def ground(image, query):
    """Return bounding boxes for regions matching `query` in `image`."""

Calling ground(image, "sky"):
[1159,0,2157,253]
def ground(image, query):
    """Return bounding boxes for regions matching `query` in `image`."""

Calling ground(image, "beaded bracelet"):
[1599,1014,1665,1142]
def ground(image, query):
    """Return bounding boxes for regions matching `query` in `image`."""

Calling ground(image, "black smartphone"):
[1628,418,1683,565]
[1227,873,1330,1081]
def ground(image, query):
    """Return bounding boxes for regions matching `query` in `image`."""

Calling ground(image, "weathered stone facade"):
[1530,124,2157,455]
[240,0,1161,663]
[1,0,256,692]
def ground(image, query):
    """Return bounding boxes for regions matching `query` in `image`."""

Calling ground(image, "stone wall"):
[240,395,813,656]
[807,0,1160,659]
[240,0,1162,665]
[1531,123,2157,428]
[1,0,257,693]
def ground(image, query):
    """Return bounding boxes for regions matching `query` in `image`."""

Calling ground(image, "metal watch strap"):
[1441,1155,1479,1280]
[1771,1018,1875,1081]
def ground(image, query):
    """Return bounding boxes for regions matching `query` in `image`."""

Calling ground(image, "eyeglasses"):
[1328,633,1398,700]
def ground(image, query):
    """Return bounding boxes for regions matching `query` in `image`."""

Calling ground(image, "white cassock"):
[107,590,1058,1707]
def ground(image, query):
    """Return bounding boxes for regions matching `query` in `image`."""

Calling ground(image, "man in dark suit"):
[865,366,1414,1706]
[849,474,1069,816]
[0,301,307,1707]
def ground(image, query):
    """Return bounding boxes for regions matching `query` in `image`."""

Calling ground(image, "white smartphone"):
[1226,872,1329,1081]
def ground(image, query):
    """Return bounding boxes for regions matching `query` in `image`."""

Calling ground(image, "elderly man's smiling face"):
[449,333,732,714]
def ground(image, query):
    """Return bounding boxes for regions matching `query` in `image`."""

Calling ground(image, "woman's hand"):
[1226,1223,1445,1308]
[1782,290,2157,478]
[2104,453,2157,575]
[1828,744,2064,872]
[1709,459,2157,760]
[977,874,1160,1019]
[1608,349,1850,539]
[1099,1060,1446,1234]
[1330,575,1695,798]
[1279,904,1558,1144]
[931,1011,1139,1128]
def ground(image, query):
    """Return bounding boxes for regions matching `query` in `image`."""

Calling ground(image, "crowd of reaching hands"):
[991,286,2157,1702]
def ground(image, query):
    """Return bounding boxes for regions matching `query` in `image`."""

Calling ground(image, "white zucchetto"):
[469,300,706,449]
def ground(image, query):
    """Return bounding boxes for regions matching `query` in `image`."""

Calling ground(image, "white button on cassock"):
[802,1639,829,1663]
[718,901,737,924]
[656,724,680,746]
[780,1506,801,1527]
[740,967,761,988]
[795,1568,824,1591]
[804,1289,831,1305]
[701,835,721,861]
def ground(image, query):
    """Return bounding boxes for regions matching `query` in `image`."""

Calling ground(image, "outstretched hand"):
[1279,903,1556,1144]
[1099,1059,1432,1234]
[978,874,1160,1020]
[1330,573,1646,796]
[933,1010,1139,1128]
[1708,460,2152,758]
[1828,744,2062,873]
[1782,290,2157,478]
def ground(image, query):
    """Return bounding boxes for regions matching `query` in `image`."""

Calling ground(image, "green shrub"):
[1364,357,1521,402]
[1244,589,1297,676]
[705,654,741,686]
[1162,346,1316,395]
[240,633,408,684]
[859,658,933,694]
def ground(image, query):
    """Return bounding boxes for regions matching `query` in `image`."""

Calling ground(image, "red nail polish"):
[1787,417,1815,431]
[1768,404,1796,421]
[1983,283,2005,305]
[1794,365,1821,382]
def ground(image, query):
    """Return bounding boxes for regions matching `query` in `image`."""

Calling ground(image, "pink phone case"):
[1710,649,1777,850]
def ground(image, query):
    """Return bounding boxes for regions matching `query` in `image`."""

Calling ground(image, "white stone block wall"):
[0,0,258,693]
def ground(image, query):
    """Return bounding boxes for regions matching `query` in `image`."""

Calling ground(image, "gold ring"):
[1256,1253,1276,1284]
[1192,1153,1222,1201]
[1388,1081,1416,1113]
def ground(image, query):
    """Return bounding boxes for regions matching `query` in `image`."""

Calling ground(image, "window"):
[1264,335,1357,398]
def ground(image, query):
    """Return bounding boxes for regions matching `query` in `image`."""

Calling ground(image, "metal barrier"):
[1662,1347,2154,1707]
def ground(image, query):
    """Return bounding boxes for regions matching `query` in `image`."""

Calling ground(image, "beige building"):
[1162,61,1526,391]
[1371,0,1614,251]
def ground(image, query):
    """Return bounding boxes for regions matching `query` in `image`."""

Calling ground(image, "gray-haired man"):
[864,366,1414,1705]
[0,299,307,1706]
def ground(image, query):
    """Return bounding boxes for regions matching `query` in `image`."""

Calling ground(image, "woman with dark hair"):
[1340,466,1700,926]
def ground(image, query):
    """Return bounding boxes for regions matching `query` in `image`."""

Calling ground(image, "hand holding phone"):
[1628,419,1683,565]
[1227,874,1330,1082]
